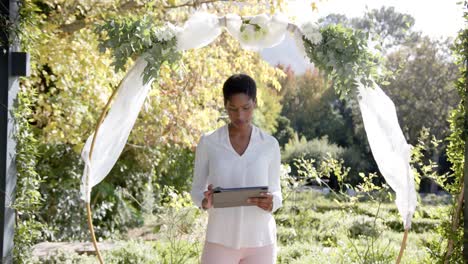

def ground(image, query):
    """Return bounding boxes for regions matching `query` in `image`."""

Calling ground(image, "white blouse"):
[190,124,282,249]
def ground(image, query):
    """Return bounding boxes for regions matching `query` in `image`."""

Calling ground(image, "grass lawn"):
[32,189,450,263]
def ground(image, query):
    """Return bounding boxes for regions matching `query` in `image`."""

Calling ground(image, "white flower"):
[301,21,322,45]
[240,24,256,42]
[154,22,180,42]
[249,14,270,29]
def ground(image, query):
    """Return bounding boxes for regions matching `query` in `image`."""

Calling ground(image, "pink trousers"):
[201,242,276,264]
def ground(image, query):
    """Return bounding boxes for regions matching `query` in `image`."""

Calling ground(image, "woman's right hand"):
[202,184,214,210]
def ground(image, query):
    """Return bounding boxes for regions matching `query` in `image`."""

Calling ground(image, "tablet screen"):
[212,186,268,208]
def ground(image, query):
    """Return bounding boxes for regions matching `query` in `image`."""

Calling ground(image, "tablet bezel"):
[212,186,269,208]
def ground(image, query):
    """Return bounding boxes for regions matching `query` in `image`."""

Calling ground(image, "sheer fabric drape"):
[357,83,417,229]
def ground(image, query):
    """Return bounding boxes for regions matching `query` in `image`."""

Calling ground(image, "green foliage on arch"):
[303,24,380,98]
[96,16,181,84]
[96,15,381,100]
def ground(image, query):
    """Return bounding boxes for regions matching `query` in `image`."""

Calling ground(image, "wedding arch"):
[80,12,417,263]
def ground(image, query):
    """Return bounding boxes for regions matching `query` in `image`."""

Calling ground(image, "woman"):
[190,73,282,264]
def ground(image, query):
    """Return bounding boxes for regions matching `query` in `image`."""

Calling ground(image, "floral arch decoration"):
[80,12,416,264]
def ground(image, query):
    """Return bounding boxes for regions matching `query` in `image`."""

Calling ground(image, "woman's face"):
[225,93,256,129]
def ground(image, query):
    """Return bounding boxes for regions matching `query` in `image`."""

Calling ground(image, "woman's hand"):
[247,192,273,212]
[202,184,214,210]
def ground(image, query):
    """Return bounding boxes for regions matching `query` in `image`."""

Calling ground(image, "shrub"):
[36,143,91,241]
[277,227,298,245]
[420,193,452,206]
[348,216,384,238]
[385,218,439,233]
[141,207,204,264]
[278,242,316,263]
[339,238,397,264]
[35,142,195,242]
[282,135,346,182]
[14,86,45,262]
[282,136,345,167]
[32,241,161,264]
[32,250,97,264]
[342,145,378,184]
[275,214,294,228]
[106,241,161,264]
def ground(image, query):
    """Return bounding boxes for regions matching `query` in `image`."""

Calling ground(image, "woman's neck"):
[228,123,252,137]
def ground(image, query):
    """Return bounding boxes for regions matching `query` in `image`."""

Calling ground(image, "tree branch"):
[58,0,233,34]
[59,0,146,34]
[163,0,230,9]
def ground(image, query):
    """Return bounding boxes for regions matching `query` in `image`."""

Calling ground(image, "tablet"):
[212,186,269,208]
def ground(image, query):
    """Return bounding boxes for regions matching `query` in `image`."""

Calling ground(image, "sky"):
[261,0,466,74]
[285,0,465,39]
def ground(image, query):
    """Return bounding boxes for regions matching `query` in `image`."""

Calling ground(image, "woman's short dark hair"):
[223,74,257,104]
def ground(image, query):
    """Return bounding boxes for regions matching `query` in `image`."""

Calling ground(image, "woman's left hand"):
[247,192,273,212]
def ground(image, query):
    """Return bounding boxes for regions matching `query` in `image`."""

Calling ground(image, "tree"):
[383,36,458,147]
[318,6,457,165]
[319,6,418,53]
[353,6,417,51]
[279,67,377,181]
[272,115,295,147]
[280,68,350,146]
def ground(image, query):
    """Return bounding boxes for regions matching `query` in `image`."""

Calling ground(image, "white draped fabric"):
[176,12,291,51]
[176,12,223,51]
[224,13,289,50]
[80,12,417,228]
[357,83,417,229]
[80,57,152,202]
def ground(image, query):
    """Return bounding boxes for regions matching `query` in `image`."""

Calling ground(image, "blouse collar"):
[211,124,264,154]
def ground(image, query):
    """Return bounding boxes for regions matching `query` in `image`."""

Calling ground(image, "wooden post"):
[396,229,409,264]
[84,74,123,264]
[1,0,18,263]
